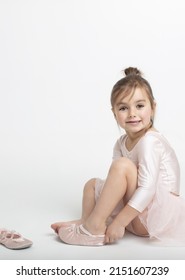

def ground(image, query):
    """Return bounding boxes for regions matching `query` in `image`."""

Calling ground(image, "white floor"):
[1,224,185,260]
[1,181,185,261]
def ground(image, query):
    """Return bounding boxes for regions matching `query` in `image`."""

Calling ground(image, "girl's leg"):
[83,157,139,235]
[59,157,147,245]
[51,178,97,233]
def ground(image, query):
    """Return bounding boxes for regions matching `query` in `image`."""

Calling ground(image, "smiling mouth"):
[126,120,141,124]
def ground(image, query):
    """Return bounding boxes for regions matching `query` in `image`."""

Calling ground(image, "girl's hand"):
[105,221,125,244]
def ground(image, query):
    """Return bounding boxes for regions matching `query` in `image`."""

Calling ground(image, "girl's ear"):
[111,107,117,119]
[152,100,157,113]
[153,100,157,108]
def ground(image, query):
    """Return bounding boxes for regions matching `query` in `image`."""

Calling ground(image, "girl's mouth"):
[126,120,141,124]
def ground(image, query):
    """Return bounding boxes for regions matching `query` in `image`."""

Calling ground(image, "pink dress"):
[95,131,185,245]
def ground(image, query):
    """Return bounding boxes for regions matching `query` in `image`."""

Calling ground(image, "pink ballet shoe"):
[51,221,81,234]
[0,228,33,250]
[58,224,105,246]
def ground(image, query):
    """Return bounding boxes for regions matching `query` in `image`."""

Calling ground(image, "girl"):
[51,67,185,246]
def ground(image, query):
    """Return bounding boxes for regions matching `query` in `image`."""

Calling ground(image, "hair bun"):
[124,67,142,76]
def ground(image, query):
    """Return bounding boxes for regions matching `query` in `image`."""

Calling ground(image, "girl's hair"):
[110,67,155,109]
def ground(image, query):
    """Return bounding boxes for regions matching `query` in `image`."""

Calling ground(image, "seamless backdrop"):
[0,0,185,259]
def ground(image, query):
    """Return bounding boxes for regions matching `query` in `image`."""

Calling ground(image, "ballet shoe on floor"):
[58,224,105,246]
[0,228,33,250]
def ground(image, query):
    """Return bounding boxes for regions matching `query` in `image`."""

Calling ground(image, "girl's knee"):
[83,178,96,193]
[111,157,137,173]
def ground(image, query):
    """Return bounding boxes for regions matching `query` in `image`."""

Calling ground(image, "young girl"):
[51,67,185,246]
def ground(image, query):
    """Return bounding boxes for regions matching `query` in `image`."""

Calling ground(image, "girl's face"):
[113,87,155,137]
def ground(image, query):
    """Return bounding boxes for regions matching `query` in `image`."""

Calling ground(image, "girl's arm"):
[105,204,139,243]
[105,135,162,243]
[128,135,162,212]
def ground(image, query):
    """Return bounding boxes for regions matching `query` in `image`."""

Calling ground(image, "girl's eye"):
[137,104,144,109]
[119,106,127,111]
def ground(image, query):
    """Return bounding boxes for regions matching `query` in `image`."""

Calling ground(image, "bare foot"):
[51,219,83,234]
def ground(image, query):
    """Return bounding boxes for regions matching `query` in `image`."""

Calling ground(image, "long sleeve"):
[128,135,162,212]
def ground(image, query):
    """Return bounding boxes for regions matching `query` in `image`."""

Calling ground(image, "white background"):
[0,0,185,260]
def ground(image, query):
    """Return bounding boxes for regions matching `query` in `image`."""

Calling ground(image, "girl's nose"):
[128,108,136,118]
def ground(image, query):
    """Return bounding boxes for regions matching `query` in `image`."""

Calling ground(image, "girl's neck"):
[125,127,157,150]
